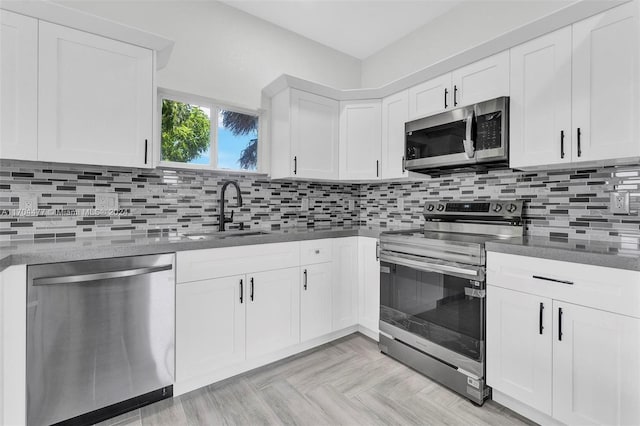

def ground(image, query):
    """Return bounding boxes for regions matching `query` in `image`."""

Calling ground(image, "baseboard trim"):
[492,390,563,426]
[174,325,359,396]
[357,325,379,341]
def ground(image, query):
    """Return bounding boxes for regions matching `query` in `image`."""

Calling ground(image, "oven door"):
[404,97,508,170]
[379,251,485,377]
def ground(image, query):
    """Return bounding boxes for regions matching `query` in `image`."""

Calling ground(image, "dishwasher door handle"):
[33,264,174,286]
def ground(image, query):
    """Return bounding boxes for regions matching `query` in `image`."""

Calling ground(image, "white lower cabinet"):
[552,301,640,426]
[487,252,640,426]
[300,263,333,342]
[358,237,380,337]
[331,237,359,331]
[486,286,552,415]
[176,275,246,382]
[246,268,301,359]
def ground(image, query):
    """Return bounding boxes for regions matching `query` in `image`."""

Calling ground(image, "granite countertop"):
[486,236,640,272]
[0,226,394,272]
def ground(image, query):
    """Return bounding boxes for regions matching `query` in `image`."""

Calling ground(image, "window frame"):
[157,88,261,173]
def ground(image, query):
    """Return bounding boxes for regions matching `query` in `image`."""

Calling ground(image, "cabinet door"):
[332,237,359,331]
[452,50,510,107]
[246,268,300,359]
[486,286,553,416]
[176,275,246,381]
[0,11,37,160]
[381,90,409,179]
[553,302,640,426]
[291,90,339,180]
[38,22,153,168]
[339,100,382,180]
[408,74,451,120]
[509,27,573,169]
[300,263,333,342]
[358,237,380,337]
[572,2,640,162]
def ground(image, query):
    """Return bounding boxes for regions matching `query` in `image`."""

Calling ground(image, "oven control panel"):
[423,200,523,219]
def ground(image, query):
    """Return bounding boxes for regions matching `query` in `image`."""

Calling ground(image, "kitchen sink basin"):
[181,230,270,240]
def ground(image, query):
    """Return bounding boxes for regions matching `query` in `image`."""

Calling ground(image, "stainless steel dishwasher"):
[26,253,175,426]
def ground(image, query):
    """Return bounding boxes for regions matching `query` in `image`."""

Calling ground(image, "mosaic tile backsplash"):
[360,165,640,241]
[0,160,359,241]
[1,159,639,242]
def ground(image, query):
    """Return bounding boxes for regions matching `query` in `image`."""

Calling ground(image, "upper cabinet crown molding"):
[0,0,174,69]
[262,1,629,101]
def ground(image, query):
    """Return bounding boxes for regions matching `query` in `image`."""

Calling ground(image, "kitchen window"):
[158,90,259,172]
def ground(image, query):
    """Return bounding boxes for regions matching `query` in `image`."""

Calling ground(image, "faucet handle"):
[225,210,234,223]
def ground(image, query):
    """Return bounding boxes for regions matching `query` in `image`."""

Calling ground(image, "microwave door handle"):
[463,110,476,159]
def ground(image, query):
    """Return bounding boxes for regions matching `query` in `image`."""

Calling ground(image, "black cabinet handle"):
[577,128,582,157]
[453,85,458,106]
[401,156,405,173]
[144,139,148,164]
[303,269,308,290]
[376,160,379,177]
[560,131,565,159]
[293,156,297,175]
[250,277,254,301]
[239,279,244,304]
[539,302,544,335]
[532,275,573,285]
[558,307,563,341]
[444,88,448,109]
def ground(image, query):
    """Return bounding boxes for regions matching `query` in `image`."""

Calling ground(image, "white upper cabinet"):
[0,10,37,161]
[270,89,340,180]
[408,73,451,120]
[510,27,573,169]
[38,21,153,168]
[571,1,640,163]
[381,90,409,179]
[451,50,510,107]
[339,99,382,180]
[510,2,639,169]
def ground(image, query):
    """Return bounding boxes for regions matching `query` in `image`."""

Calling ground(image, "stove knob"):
[493,204,503,213]
[437,204,445,212]
[506,203,518,213]
[426,204,435,212]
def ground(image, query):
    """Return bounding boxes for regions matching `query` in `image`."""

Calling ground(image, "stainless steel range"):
[378,200,523,405]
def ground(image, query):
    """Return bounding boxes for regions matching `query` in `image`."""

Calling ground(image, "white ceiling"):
[219,0,462,59]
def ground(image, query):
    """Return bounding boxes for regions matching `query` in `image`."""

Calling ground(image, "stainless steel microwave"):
[404,97,509,174]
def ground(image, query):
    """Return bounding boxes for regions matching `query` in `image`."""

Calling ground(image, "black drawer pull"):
[239,279,243,304]
[558,307,563,341]
[532,275,573,285]
[444,88,448,109]
[539,302,544,335]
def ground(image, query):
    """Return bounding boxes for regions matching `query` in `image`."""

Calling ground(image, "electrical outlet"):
[398,199,404,210]
[301,197,309,211]
[96,193,119,212]
[19,193,38,216]
[348,199,355,211]
[610,191,630,214]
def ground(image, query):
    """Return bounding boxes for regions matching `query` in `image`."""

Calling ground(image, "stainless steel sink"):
[181,230,270,240]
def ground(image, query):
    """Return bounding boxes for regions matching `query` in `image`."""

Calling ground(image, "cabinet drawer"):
[487,252,640,318]
[177,242,300,283]
[300,239,333,265]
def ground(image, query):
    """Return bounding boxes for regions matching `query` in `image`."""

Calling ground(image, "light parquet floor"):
[96,333,535,426]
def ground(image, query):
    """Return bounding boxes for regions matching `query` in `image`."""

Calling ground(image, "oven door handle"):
[380,252,480,279]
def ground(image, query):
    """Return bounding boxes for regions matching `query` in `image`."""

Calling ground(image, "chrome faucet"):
[219,180,243,231]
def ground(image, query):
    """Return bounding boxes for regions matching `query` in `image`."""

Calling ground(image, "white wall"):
[361,1,570,88]
[56,0,362,110]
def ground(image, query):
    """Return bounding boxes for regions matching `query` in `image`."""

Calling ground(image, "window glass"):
[217,110,258,171]
[161,99,211,165]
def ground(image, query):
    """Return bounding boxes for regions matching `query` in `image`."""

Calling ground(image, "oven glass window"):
[380,262,482,360]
